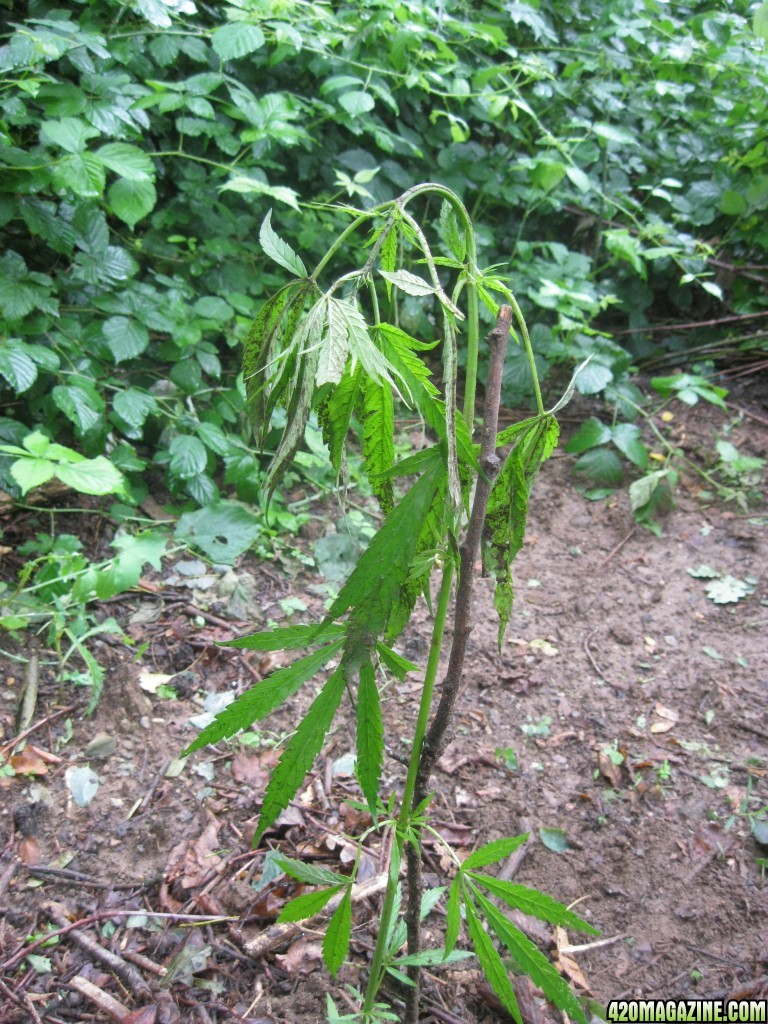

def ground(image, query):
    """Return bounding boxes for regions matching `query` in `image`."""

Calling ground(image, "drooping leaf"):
[464,895,523,1024]
[273,853,350,887]
[322,887,352,977]
[444,876,462,957]
[439,199,466,262]
[329,298,401,390]
[265,341,322,503]
[182,639,345,757]
[376,642,418,680]
[356,658,383,816]
[243,284,305,437]
[253,665,347,845]
[379,268,437,298]
[259,209,307,278]
[360,375,394,513]
[316,296,349,386]
[222,623,345,652]
[318,362,362,477]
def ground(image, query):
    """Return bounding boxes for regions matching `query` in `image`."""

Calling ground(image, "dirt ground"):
[1,380,766,1024]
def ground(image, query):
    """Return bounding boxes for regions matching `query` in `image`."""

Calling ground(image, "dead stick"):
[243,873,389,958]
[497,818,534,882]
[597,527,636,569]
[43,902,152,998]
[67,975,131,1023]
[0,705,74,758]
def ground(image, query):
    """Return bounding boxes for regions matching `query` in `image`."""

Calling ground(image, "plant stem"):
[402,305,512,1024]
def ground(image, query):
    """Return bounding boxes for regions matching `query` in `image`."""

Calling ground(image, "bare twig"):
[596,527,636,569]
[66,975,131,1023]
[0,705,74,759]
[497,819,535,881]
[584,629,618,689]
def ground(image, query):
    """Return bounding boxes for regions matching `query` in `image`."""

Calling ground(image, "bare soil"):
[1,385,766,1024]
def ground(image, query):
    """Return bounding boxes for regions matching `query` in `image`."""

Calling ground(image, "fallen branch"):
[67,975,132,1023]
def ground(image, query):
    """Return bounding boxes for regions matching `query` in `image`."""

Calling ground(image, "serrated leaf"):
[323,887,352,977]
[705,576,751,604]
[222,624,346,652]
[465,897,523,1024]
[376,642,418,680]
[611,422,648,468]
[220,175,299,210]
[254,666,347,845]
[469,874,598,934]
[278,885,345,923]
[573,447,623,486]
[318,363,362,477]
[211,22,266,59]
[463,834,530,871]
[56,456,125,496]
[439,199,466,261]
[329,298,401,390]
[396,948,474,967]
[40,117,98,153]
[108,178,157,228]
[574,361,614,395]
[339,90,375,116]
[52,384,103,434]
[565,418,611,454]
[10,458,55,494]
[175,501,262,564]
[168,435,207,479]
[356,659,383,816]
[53,152,105,198]
[242,284,304,437]
[444,876,462,957]
[113,389,158,431]
[0,345,37,393]
[182,639,345,757]
[273,854,348,887]
[474,892,587,1024]
[316,298,349,386]
[95,142,154,181]
[360,376,394,513]
[103,316,150,363]
[379,268,437,298]
[259,210,307,277]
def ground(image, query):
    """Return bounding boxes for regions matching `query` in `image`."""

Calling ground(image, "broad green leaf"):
[566,166,591,192]
[0,345,37,393]
[56,456,125,496]
[573,360,614,396]
[530,158,565,192]
[168,435,207,479]
[113,389,158,430]
[463,834,530,871]
[278,885,345,923]
[464,896,522,1024]
[111,529,168,571]
[220,175,300,210]
[10,458,55,494]
[356,659,383,816]
[339,91,375,116]
[565,417,611,454]
[469,874,599,935]
[572,447,623,486]
[95,143,154,181]
[272,853,349,887]
[360,376,394,513]
[755,1,768,40]
[53,152,106,198]
[211,23,266,60]
[103,316,150,363]
[52,384,103,434]
[539,826,569,852]
[254,666,347,845]
[182,639,345,757]
[611,422,648,468]
[323,887,352,977]
[474,892,587,1024]
[40,117,98,153]
[259,210,307,277]
[223,624,345,652]
[593,123,637,145]
[175,500,262,563]
[604,229,645,278]
[108,178,157,228]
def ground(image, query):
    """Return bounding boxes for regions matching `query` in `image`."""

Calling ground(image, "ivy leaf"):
[253,666,347,845]
[322,887,352,977]
[211,23,266,60]
[356,658,383,817]
[259,210,307,278]
[182,638,345,757]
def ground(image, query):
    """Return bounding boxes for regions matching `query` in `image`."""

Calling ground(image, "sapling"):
[182,184,596,1024]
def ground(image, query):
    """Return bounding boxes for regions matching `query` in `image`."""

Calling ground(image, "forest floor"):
[1,379,766,1024]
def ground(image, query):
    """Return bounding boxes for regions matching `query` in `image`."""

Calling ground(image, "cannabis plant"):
[182,184,596,1023]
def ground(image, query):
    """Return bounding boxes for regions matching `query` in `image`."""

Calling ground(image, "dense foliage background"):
[1,0,766,526]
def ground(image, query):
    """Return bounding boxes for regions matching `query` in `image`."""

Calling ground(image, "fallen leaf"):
[18,836,40,865]
[275,937,323,975]
[554,925,592,992]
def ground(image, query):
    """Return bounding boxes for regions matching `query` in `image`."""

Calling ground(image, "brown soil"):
[1,387,766,1024]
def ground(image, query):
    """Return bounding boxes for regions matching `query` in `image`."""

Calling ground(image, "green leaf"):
[168,435,207,479]
[539,827,569,853]
[323,887,352,977]
[475,892,587,1024]
[111,529,168,572]
[439,200,466,261]
[254,666,347,845]
[108,178,157,228]
[103,316,150,363]
[40,117,98,153]
[53,153,106,198]
[182,639,345,756]
[95,142,154,181]
[444,876,461,957]
[754,2,768,41]
[469,874,599,935]
[220,175,300,210]
[464,896,523,1024]
[572,448,623,486]
[376,642,418,680]
[463,834,530,871]
[356,658,383,816]
[329,298,401,390]
[360,376,395,513]
[574,361,614,396]
[259,210,307,278]
[564,418,611,454]
[566,166,591,192]
[113,389,158,430]
[610,422,648,468]
[0,344,37,393]
[273,853,349,887]
[278,885,345,923]
[604,229,645,278]
[10,458,55,494]
[322,458,445,637]
[339,91,375,116]
[52,384,104,434]
[56,456,126,496]
[175,500,262,563]
[705,575,752,604]
[379,269,436,298]
[396,948,474,967]
[223,624,346,652]
[318,363,362,477]
[211,22,266,59]
[593,123,637,145]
